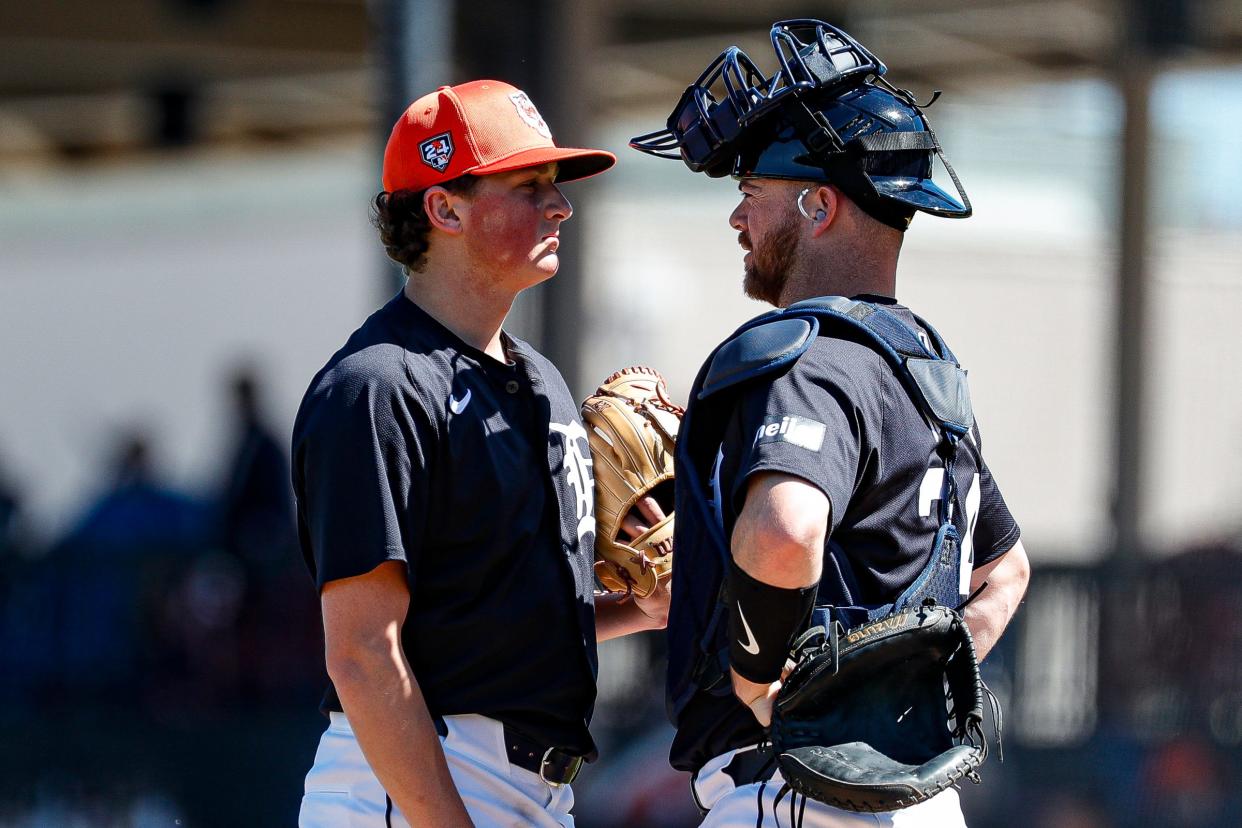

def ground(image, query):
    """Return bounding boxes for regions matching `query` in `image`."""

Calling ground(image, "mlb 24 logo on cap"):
[420,132,454,172]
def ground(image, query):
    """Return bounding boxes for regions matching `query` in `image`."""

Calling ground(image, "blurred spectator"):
[0,448,39,706]
[48,430,210,704]
[1031,793,1111,828]
[63,432,208,552]
[1139,734,1232,827]
[0,449,24,560]
[215,366,322,704]
[217,368,294,574]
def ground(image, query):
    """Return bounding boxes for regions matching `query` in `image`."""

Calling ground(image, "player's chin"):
[742,268,765,302]
[530,252,560,279]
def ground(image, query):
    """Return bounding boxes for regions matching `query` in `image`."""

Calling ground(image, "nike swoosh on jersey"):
[448,388,472,415]
[737,601,760,655]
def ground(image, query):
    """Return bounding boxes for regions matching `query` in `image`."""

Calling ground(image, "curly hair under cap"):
[372,174,480,273]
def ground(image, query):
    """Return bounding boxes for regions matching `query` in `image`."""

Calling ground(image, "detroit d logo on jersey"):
[419,132,454,172]
[508,92,552,139]
[549,420,595,547]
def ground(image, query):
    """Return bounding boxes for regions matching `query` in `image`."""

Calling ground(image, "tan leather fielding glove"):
[580,366,682,597]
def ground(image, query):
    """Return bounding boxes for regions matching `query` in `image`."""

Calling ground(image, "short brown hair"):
[372,174,480,273]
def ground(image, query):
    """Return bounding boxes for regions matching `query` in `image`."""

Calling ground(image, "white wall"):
[0,141,385,541]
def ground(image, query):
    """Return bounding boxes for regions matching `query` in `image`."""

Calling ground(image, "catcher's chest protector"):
[668,297,977,721]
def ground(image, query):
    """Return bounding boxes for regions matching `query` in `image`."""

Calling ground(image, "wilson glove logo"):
[752,415,826,452]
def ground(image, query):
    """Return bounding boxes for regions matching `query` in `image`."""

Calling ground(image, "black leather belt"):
[503,726,585,787]
[432,716,584,787]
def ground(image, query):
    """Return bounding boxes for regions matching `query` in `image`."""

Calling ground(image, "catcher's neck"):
[779,259,897,307]
[779,206,901,306]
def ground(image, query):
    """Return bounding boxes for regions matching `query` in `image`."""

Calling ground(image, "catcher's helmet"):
[631,19,971,230]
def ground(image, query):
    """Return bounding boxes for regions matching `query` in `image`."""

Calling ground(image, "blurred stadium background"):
[1,0,1241,825]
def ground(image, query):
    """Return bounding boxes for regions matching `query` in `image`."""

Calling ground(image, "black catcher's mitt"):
[769,604,997,813]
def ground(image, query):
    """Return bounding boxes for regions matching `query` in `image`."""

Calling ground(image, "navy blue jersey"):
[292,292,599,756]
[668,295,1020,772]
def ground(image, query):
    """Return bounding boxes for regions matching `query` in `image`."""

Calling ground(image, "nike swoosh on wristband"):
[448,388,472,415]
[737,601,760,655]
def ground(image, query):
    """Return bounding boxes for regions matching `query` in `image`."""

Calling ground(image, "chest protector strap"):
[673,297,977,715]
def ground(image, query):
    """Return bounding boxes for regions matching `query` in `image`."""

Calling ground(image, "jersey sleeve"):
[972,454,1021,568]
[727,343,879,533]
[295,368,431,590]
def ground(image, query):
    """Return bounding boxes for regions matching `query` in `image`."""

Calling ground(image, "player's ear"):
[424,186,464,235]
[809,185,840,238]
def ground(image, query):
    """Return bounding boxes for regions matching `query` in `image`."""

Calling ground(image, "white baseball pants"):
[693,745,967,828]
[299,712,575,827]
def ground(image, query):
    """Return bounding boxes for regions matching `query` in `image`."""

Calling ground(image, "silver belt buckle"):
[539,747,583,787]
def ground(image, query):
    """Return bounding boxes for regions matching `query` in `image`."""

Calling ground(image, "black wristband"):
[726,559,818,684]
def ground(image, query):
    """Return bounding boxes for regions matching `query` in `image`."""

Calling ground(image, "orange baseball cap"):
[382,79,616,192]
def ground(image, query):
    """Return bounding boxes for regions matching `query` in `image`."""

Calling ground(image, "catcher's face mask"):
[631,21,882,177]
[630,19,972,228]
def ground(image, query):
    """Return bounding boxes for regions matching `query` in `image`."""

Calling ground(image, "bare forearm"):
[597,494,673,642]
[331,655,473,827]
[595,591,665,642]
[964,541,1030,662]
[963,592,1015,662]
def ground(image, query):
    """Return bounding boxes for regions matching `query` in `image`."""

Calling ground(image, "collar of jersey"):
[394,291,524,372]
[849,292,899,306]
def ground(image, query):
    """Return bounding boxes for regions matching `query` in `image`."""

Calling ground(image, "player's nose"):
[729,200,747,232]
[546,185,572,222]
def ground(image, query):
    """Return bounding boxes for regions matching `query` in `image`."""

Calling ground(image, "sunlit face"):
[459,163,572,289]
[729,178,803,306]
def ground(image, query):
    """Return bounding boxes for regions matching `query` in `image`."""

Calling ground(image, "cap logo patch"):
[419,132,454,172]
[508,92,551,139]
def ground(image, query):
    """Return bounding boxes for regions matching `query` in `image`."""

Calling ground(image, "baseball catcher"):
[630,18,1031,827]
[581,366,682,598]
